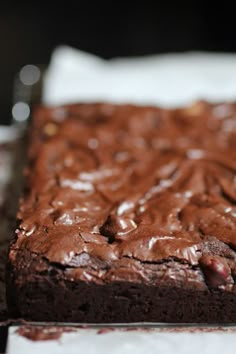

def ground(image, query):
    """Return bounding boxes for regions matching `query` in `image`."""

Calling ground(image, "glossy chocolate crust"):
[7,101,236,323]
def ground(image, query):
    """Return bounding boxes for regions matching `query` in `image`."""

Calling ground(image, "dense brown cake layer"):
[7,101,236,322]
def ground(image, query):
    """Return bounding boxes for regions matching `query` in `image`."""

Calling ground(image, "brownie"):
[7,101,236,323]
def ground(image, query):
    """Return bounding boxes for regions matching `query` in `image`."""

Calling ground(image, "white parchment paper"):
[7,326,236,354]
[44,46,236,107]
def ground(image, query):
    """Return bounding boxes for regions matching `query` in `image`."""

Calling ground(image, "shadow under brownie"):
[0,135,25,322]
[7,101,236,323]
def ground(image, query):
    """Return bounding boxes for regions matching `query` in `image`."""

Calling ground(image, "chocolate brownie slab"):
[7,102,236,322]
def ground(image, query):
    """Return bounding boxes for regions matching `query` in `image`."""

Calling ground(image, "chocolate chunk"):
[199,255,232,288]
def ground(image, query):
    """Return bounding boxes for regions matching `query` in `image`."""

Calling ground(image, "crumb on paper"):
[16,326,77,341]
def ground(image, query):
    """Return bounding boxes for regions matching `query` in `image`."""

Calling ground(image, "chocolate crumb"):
[97,328,115,334]
[16,326,76,341]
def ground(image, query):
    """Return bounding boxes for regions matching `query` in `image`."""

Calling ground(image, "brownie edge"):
[7,250,236,323]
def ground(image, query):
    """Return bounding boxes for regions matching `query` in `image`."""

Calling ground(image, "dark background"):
[0,1,235,124]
